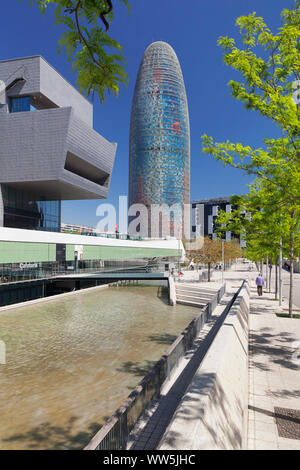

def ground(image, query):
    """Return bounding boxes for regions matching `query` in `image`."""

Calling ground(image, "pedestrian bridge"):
[56,271,169,281]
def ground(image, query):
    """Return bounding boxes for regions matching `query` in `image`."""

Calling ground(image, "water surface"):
[0,284,199,449]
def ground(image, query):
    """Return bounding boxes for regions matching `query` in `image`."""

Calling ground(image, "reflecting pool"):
[0,283,199,449]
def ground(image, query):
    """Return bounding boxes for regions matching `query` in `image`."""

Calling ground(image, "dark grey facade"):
[0,56,117,231]
[192,197,245,245]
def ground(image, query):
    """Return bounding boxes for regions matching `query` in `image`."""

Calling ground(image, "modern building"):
[191,197,246,245]
[0,55,186,308]
[129,41,190,237]
[0,225,184,306]
[0,56,117,232]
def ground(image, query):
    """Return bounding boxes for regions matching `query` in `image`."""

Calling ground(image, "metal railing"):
[84,283,226,451]
[0,262,165,285]
[60,228,144,241]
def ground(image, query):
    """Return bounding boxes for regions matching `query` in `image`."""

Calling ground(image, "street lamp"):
[279,237,283,305]
[222,238,224,284]
[178,237,181,274]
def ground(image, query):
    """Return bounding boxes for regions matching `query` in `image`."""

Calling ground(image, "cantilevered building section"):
[0,56,117,232]
[129,42,190,236]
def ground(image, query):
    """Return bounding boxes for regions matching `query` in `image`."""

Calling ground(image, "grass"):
[276,313,300,319]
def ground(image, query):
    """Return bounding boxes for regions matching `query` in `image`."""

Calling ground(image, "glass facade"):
[9,96,37,113]
[9,96,31,113]
[3,186,61,232]
[129,41,190,235]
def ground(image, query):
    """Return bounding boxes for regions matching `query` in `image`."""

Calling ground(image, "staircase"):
[175,282,219,308]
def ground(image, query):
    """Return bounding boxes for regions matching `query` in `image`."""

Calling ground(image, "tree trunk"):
[275,259,278,300]
[208,263,211,282]
[269,264,272,293]
[289,231,294,318]
[279,237,283,306]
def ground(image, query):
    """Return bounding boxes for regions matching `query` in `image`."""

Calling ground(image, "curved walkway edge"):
[128,263,300,450]
[127,276,245,450]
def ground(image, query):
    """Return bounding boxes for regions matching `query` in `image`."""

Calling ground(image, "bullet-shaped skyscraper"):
[129,41,190,236]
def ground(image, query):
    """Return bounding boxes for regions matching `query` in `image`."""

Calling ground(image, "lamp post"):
[178,237,181,275]
[222,238,224,285]
[279,237,283,306]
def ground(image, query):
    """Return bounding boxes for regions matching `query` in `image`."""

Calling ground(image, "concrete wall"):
[0,56,93,126]
[0,56,116,201]
[0,107,71,182]
[0,227,184,263]
[0,185,3,227]
[0,107,116,199]
[158,282,250,450]
[168,276,176,306]
[39,57,93,127]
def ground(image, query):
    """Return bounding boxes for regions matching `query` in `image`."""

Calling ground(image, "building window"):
[9,96,31,113]
[3,186,61,232]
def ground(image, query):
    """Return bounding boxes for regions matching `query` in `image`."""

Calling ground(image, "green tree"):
[201,2,300,316]
[23,0,130,102]
[188,237,222,282]
[216,180,300,316]
[223,238,243,268]
[202,2,300,196]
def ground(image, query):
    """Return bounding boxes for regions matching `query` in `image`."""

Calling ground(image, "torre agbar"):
[129,41,190,237]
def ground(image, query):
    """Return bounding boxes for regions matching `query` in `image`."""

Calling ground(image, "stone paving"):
[127,273,238,450]
[247,286,300,450]
[128,263,300,450]
[206,264,300,450]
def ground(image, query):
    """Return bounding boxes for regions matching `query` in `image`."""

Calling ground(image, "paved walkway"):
[207,263,300,450]
[127,284,236,450]
[247,286,300,449]
[128,263,300,450]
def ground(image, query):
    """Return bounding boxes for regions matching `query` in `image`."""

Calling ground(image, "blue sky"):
[1,0,287,227]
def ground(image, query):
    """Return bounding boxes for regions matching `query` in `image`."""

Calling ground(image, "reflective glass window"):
[9,96,31,113]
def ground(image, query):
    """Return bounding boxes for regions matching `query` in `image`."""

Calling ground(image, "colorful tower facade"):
[129,41,190,236]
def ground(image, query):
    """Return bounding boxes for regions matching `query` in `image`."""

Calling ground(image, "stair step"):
[175,290,216,299]
[176,295,208,305]
[176,299,204,307]
[175,287,216,295]
[176,292,213,302]
[175,285,218,294]
[175,282,216,288]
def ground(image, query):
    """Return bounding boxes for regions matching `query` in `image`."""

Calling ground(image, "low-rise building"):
[191,197,246,246]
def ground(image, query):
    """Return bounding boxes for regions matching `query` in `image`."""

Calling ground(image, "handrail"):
[0,263,164,286]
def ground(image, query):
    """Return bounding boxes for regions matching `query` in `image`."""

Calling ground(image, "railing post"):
[121,411,128,450]
[167,355,171,381]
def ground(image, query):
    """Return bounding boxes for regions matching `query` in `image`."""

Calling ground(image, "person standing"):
[256,273,264,296]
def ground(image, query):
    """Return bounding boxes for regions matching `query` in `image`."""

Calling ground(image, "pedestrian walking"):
[256,273,264,296]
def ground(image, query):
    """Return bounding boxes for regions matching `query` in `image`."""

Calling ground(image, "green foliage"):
[215,178,300,265]
[22,0,130,102]
[202,1,300,202]
[202,2,300,312]
[202,2,300,254]
[189,236,222,265]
